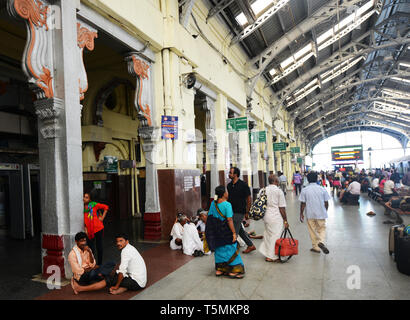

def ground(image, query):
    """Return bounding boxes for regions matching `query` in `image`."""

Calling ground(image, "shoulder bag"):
[205,201,234,251]
[249,188,267,220]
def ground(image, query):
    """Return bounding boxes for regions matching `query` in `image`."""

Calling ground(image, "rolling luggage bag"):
[396,235,410,276]
[389,224,404,260]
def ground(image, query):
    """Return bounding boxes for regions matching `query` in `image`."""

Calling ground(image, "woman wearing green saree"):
[207,185,245,279]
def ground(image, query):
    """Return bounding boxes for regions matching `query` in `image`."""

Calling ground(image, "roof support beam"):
[180,0,198,28]
[244,0,373,99]
[206,0,235,22]
[230,0,290,46]
[276,17,410,99]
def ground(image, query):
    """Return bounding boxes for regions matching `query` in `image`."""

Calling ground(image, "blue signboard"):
[161,116,178,140]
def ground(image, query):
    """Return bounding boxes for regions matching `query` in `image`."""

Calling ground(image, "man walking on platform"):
[293,171,303,195]
[299,171,330,254]
[227,167,256,254]
[278,171,287,195]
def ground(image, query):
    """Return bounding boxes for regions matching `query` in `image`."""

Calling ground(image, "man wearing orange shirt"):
[68,232,115,286]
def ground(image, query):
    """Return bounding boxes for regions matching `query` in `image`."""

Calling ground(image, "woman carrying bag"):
[206,185,245,279]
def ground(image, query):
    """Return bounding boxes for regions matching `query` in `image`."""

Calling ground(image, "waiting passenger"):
[341,178,361,203]
[83,192,109,265]
[71,233,147,295]
[170,214,185,250]
[383,178,398,201]
[170,214,204,256]
[182,217,204,257]
[68,232,115,286]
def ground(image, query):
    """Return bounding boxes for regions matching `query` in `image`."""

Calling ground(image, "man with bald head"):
[259,174,289,262]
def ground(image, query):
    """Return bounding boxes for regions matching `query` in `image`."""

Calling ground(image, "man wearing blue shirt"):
[299,171,331,254]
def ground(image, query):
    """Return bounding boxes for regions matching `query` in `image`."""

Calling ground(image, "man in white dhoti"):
[170,215,185,250]
[170,214,204,256]
[258,175,289,262]
[182,221,204,256]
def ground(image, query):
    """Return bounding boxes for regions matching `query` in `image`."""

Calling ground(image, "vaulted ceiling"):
[197,0,410,148]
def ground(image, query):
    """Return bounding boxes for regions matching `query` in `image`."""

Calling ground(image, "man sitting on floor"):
[341,178,361,203]
[71,233,147,295]
[68,232,115,286]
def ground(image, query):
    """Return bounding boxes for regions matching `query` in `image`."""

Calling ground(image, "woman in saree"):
[83,192,109,266]
[207,185,245,279]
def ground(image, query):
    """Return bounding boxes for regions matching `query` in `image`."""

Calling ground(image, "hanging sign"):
[249,131,266,143]
[273,142,287,151]
[161,116,178,140]
[291,147,301,153]
[226,117,248,132]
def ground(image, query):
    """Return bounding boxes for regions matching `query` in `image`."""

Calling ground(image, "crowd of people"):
[69,166,409,294]
[169,168,333,280]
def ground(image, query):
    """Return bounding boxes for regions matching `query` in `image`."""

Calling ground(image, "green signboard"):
[273,142,287,151]
[226,117,248,133]
[297,157,303,164]
[249,131,266,143]
[291,147,300,153]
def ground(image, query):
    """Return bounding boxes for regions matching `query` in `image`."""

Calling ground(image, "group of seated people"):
[170,210,210,257]
[69,232,147,295]
[368,173,400,202]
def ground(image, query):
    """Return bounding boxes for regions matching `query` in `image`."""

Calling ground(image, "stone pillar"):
[8,0,89,278]
[139,128,161,241]
[126,53,161,240]
[203,96,218,200]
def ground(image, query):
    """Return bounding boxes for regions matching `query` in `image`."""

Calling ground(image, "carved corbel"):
[126,53,153,129]
[34,98,63,139]
[77,21,98,101]
[8,0,54,100]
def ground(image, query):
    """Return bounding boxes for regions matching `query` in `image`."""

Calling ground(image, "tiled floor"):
[132,191,410,300]
[1,191,409,300]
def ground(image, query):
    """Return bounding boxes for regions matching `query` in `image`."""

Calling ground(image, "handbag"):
[275,228,299,263]
[249,188,267,221]
[205,201,234,251]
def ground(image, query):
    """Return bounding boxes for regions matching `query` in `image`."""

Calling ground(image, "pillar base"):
[143,212,161,241]
[42,234,65,278]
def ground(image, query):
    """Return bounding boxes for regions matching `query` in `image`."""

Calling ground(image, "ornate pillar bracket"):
[34,97,64,139]
[77,20,98,101]
[8,0,55,100]
[126,53,154,129]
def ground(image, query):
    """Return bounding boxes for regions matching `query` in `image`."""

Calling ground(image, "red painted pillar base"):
[143,212,161,241]
[42,234,65,278]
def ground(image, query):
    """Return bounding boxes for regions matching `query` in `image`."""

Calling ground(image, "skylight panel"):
[251,0,274,15]
[235,13,248,26]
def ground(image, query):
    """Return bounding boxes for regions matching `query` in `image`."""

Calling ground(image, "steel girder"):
[290,59,410,117]
[230,0,289,46]
[298,96,410,127]
[244,0,372,97]
[308,116,410,143]
[275,12,410,100]
[206,0,235,21]
[304,109,410,137]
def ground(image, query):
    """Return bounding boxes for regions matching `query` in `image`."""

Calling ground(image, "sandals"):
[265,258,281,263]
[215,271,225,277]
[228,273,244,279]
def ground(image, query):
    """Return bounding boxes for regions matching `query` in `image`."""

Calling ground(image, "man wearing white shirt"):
[341,178,361,203]
[299,171,330,254]
[71,233,147,295]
